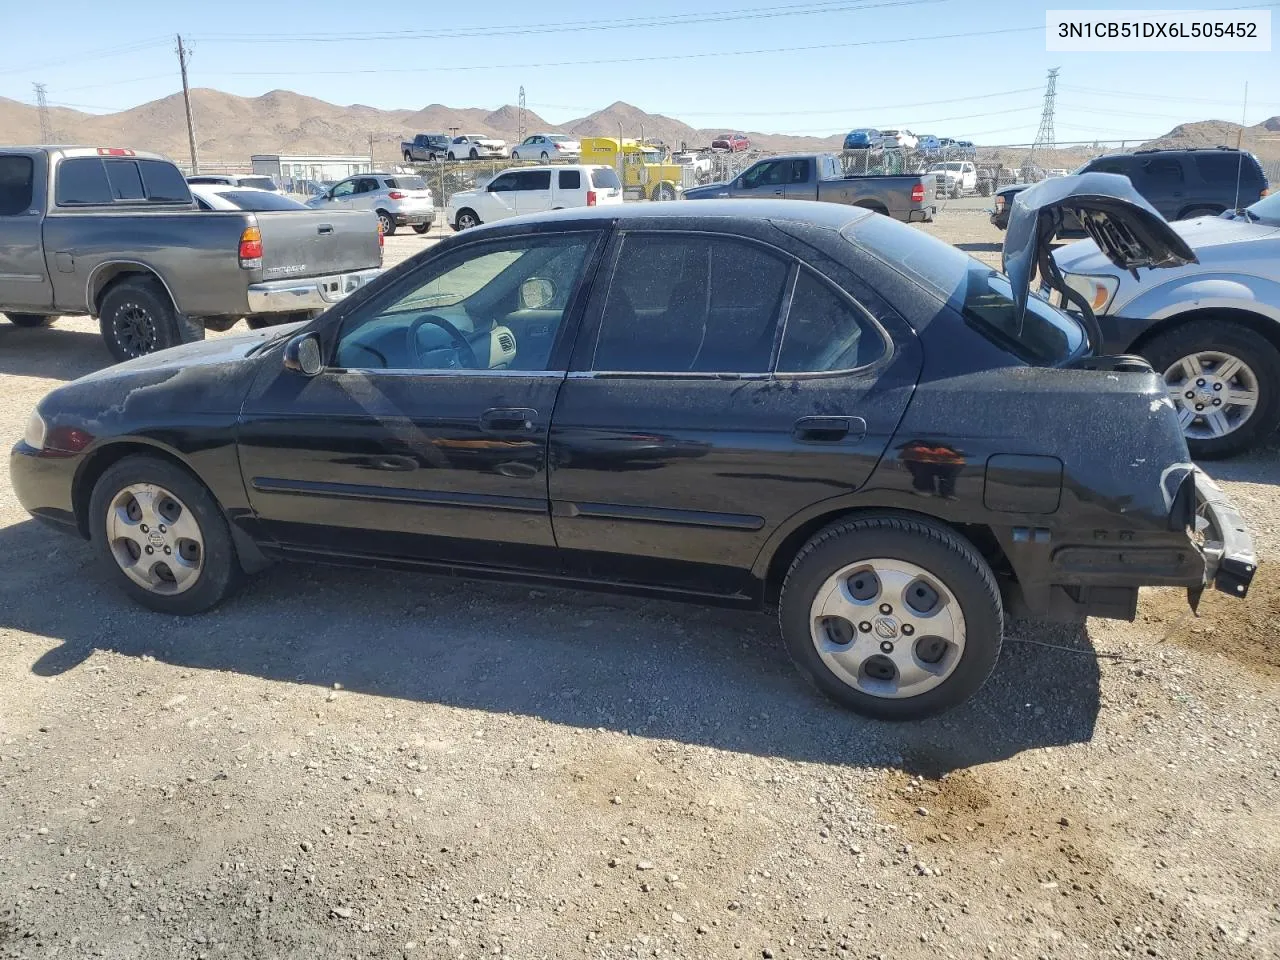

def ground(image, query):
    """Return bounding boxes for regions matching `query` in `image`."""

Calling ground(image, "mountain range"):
[1,88,1277,167]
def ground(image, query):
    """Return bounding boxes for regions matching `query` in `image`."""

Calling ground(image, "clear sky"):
[1,0,1276,145]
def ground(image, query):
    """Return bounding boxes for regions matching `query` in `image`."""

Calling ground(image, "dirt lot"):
[1,211,1277,960]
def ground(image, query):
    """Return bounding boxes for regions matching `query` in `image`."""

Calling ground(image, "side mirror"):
[283,333,323,376]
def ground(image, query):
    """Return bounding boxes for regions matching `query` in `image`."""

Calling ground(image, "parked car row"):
[843,128,976,158]
[10,183,1259,724]
[402,132,588,164]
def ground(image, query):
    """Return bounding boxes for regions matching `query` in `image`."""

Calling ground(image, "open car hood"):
[1003,172,1197,342]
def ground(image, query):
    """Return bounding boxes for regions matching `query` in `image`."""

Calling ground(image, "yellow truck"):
[577,137,692,201]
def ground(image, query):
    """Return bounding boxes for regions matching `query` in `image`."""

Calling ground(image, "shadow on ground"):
[0,519,1103,776]
[954,241,1002,253]
[0,326,110,382]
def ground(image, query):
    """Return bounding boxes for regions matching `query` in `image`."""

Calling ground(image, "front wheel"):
[5,313,57,328]
[88,455,241,614]
[403,152,413,163]
[1142,320,1280,458]
[653,183,676,202]
[779,516,1003,720]
[469,148,479,159]
[454,209,480,230]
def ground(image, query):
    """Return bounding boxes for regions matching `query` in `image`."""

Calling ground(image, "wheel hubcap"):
[809,559,965,699]
[114,302,157,357]
[106,483,204,595]
[1164,351,1259,440]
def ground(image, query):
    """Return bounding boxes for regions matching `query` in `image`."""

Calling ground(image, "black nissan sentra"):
[11,181,1257,720]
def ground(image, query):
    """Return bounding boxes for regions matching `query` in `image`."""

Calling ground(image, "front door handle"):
[793,416,865,443]
[480,407,537,434]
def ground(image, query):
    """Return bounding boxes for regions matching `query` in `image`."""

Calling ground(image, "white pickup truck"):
[928,161,978,198]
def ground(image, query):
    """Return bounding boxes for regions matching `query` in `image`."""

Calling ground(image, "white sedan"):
[511,134,581,161]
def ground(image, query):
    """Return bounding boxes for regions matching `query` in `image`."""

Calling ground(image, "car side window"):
[334,233,595,373]
[558,169,582,190]
[739,161,777,189]
[515,170,552,191]
[1089,159,1129,176]
[355,177,378,193]
[331,180,355,198]
[0,155,34,216]
[777,268,886,373]
[1141,158,1184,185]
[789,159,809,183]
[487,174,517,193]
[592,233,791,374]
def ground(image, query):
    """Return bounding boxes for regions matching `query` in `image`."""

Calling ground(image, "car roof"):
[466,198,872,232]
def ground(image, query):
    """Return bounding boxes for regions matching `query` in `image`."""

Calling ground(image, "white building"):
[250,154,374,185]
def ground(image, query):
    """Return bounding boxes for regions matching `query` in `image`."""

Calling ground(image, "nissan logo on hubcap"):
[873,616,899,640]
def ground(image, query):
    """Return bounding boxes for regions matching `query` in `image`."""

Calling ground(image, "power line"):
[0,36,170,77]
[775,104,1043,137]
[1060,85,1280,109]
[213,24,1044,78]
[194,0,943,43]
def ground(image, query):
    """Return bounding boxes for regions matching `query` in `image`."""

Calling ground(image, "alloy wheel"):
[808,558,965,699]
[1164,351,1259,440]
[112,301,158,358]
[105,483,204,595]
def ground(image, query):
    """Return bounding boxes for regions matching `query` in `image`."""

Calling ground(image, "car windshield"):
[1244,191,1280,224]
[930,163,962,171]
[641,150,664,163]
[847,214,1085,364]
[219,190,308,211]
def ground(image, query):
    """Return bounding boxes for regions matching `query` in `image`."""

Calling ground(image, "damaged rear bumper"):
[1191,466,1257,601]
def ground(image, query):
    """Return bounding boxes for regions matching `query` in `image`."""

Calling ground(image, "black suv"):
[991,147,1269,229]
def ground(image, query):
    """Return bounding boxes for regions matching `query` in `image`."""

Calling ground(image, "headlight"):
[23,409,46,450]
[1062,273,1120,314]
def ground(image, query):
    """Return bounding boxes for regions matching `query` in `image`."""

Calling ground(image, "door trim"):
[250,476,547,514]
[551,499,765,530]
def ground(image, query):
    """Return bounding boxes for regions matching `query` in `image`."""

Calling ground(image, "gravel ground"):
[1,211,1278,960]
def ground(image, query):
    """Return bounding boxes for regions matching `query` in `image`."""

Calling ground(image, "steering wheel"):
[405,314,480,370]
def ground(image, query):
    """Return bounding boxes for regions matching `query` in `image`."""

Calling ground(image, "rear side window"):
[1194,152,1264,185]
[55,158,113,205]
[558,169,581,190]
[237,176,278,192]
[593,233,790,374]
[1140,157,1184,185]
[590,167,621,190]
[0,155,34,216]
[514,170,552,191]
[778,269,886,372]
[1088,158,1130,176]
[104,159,145,200]
[387,176,428,190]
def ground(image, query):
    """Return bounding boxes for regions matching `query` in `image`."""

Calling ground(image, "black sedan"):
[11,195,1256,720]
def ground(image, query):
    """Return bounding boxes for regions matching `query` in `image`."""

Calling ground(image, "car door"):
[514,169,553,215]
[0,153,54,313]
[327,178,357,208]
[482,172,521,221]
[783,157,815,200]
[731,159,787,198]
[556,168,585,208]
[237,227,608,568]
[1134,156,1186,219]
[547,223,921,598]
[348,176,381,212]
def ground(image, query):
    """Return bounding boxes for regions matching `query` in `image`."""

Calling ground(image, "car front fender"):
[1116,272,1280,327]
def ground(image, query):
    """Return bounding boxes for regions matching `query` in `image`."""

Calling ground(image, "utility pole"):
[517,85,527,145]
[175,34,200,174]
[369,131,375,168]
[32,82,53,143]
[1027,67,1059,175]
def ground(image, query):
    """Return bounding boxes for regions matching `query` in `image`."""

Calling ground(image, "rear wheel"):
[852,201,888,216]
[653,183,676,201]
[88,455,241,614]
[98,278,189,362]
[540,151,549,161]
[376,209,397,236]
[412,223,431,234]
[779,516,1003,720]
[1142,319,1280,458]
[4,313,56,328]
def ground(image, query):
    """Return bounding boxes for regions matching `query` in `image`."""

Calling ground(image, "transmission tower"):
[33,82,53,143]
[517,85,527,145]
[1030,67,1059,157]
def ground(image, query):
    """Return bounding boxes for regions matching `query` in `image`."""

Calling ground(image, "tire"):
[540,151,549,162]
[852,201,888,217]
[376,209,397,236]
[977,179,992,197]
[778,515,1003,721]
[454,209,480,230]
[1177,206,1221,221]
[510,150,520,160]
[1139,320,1280,459]
[447,152,457,162]
[412,223,431,235]
[469,148,479,160]
[652,183,676,202]
[5,313,56,328]
[98,278,186,363]
[88,454,241,614]
[403,152,413,163]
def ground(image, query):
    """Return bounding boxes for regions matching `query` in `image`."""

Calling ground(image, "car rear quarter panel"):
[42,211,255,316]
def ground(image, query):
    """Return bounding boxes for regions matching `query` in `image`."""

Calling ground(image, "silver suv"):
[306,173,435,236]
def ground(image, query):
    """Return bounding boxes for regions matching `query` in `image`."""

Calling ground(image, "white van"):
[446,165,624,230]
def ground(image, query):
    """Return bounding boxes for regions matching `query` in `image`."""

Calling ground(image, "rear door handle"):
[480,407,537,434]
[793,416,865,443]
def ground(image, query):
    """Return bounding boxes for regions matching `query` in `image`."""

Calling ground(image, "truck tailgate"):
[254,209,381,281]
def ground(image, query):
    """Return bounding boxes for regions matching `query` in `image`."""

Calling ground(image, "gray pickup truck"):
[683,153,935,222]
[401,133,451,163]
[0,146,383,362]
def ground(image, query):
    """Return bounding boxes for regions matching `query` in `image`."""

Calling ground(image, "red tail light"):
[377,220,385,247]
[387,191,406,200]
[911,183,926,203]
[238,225,263,267]
[586,190,597,206]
